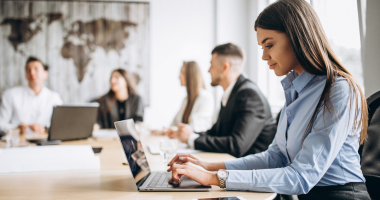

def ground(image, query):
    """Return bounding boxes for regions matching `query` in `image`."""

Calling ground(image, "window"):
[255,0,363,115]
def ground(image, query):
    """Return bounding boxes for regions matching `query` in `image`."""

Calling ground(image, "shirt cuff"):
[225,170,255,191]
[187,133,200,149]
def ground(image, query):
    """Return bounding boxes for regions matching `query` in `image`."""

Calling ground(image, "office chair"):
[359,90,380,200]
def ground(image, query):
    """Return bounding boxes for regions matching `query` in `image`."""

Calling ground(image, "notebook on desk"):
[114,119,211,192]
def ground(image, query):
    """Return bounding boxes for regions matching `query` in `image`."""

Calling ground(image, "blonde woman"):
[153,61,214,135]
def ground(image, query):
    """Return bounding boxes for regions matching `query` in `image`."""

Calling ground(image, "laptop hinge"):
[136,172,151,189]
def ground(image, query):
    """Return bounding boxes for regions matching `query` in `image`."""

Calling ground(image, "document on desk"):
[0,145,100,173]
[92,129,118,138]
[148,142,203,155]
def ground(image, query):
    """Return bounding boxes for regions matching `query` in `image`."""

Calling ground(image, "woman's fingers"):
[171,167,187,183]
[178,156,198,165]
[189,154,201,160]
[177,123,186,129]
[167,161,184,172]
[167,130,175,138]
[167,154,191,166]
[169,162,213,186]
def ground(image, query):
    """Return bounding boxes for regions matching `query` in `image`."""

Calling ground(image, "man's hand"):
[18,124,27,134]
[177,123,194,143]
[29,123,45,134]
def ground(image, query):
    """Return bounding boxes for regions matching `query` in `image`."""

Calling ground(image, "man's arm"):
[194,89,269,157]
[0,90,15,132]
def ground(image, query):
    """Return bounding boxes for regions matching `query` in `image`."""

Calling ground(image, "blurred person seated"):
[151,61,214,135]
[94,69,144,129]
[168,43,276,158]
[0,56,63,135]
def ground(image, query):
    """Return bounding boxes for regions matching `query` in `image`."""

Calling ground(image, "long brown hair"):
[255,0,368,144]
[101,68,137,114]
[182,61,206,124]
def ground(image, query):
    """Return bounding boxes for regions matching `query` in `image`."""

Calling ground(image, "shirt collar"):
[281,70,315,94]
[25,86,46,96]
[221,80,237,107]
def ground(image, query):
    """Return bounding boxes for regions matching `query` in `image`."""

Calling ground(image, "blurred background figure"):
[168,43,276,158]
[152,61,214,135]
[0,56,63,136]
[94,69,144,129]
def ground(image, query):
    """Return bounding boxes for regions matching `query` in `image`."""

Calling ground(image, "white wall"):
[362,0,380,97]
[141,0,215,129]
[132,0,272,128]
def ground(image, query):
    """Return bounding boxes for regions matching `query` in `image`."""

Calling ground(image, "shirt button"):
[287,111,291,115]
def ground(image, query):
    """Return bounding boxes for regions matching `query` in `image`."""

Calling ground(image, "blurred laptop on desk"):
[29,103,99,145]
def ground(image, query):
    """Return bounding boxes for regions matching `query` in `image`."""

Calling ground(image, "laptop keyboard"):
[146,172,174,188]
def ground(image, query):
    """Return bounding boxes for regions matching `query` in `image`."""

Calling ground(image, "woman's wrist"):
[207,171,220,186]
[204,162,226,171]
[201,161,210,171]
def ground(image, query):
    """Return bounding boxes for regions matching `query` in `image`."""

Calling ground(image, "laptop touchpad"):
[179,176,210,188]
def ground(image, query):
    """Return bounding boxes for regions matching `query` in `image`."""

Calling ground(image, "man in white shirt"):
[0,57,63,135]
[168,43,276,157]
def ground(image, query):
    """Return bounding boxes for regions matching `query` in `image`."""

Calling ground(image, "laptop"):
[47,103,99,141]
[114,119,211,192]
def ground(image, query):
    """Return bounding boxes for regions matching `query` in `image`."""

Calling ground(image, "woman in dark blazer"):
[95,69,144,129]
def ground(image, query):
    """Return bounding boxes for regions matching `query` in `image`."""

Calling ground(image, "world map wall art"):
[0,1,149,104]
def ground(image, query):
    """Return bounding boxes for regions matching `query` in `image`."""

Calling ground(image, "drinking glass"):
[159,139,178,163]
[4,129,20,148]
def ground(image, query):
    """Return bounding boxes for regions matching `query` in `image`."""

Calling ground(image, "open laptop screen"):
[115,119,151,184]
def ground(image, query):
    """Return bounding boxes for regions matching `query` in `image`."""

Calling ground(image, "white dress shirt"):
[0,86,63,132]
[171,89,214,132]
[188,81,237,149]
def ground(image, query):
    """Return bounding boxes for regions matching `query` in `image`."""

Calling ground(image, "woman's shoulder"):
[97,93,111,102]
[198,89,214,100]
[129,93,143,101]
[128,93,145,106]
[332,77,351,95]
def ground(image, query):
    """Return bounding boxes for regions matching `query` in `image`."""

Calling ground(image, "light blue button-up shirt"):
[224,71,365,195]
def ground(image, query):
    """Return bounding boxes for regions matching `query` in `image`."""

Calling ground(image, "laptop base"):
[139,172,211,192]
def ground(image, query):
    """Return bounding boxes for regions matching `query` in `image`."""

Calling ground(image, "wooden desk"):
[0,135,276,200]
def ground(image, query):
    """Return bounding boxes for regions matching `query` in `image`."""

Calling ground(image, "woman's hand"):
[93,123,100,131]
[167,154,208,171]
[167,154,227,172]
[168,161,219,186]
[150,130,163,136]
[166,129,178,139]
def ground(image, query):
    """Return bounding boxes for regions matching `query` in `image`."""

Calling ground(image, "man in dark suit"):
[169,43,276,157]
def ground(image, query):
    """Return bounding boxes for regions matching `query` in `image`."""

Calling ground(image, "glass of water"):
[159,139,178,163]
[4,129,20,148]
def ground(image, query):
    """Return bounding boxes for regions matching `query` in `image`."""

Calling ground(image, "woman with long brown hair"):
[95,69,144,129]
[153,61,214,135]
[166,0,370,199]
[171,61,214,131]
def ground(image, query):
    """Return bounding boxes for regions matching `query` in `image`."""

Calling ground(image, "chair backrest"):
[360,90,380,200]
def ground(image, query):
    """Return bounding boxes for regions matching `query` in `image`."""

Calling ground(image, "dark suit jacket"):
[194,75,276,157]
[359,90,380,200]
[96,93,144,128]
